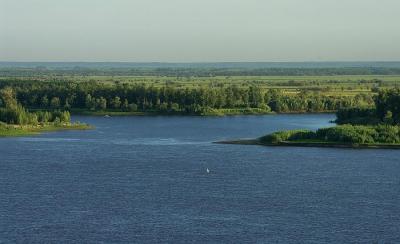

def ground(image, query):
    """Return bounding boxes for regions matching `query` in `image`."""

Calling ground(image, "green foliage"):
[262,125,400,145]
[85,94,95,110]
[110,96,121,109]
[95,97,107,110]
[122,99,129,111]
[0,87,18,109]
[0,80,374,115]
[263,87,400,145]
[316,125,377,144]
[128,103,138,112]
[260,129,316,143]
[0,121,91,137]
[41,96,49,108]
[336,107,379,125]
[375,88,400,124]
[50,97,61,108]
[0,106,31,125]
[0,88,71,125]
[336,88,400,125]
[374,125,400,143]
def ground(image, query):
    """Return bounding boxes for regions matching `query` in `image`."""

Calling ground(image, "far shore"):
[70,110,335,117]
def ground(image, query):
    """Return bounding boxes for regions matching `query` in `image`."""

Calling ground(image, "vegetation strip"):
[2,71,391,116]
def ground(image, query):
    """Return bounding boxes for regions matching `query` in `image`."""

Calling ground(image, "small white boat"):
[104,114,110,118]
[206,168,210,173]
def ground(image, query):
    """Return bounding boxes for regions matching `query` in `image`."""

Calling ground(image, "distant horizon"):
[2,60,400,64]
[2,60,400,70]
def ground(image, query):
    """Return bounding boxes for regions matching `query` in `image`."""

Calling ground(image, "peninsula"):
[218,88,400,149]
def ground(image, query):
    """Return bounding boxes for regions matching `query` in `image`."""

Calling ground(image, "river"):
[1,114,399,243]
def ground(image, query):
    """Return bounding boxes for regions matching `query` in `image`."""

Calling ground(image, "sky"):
[1,0,400,62]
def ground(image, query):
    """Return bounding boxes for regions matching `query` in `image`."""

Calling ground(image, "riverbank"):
[0,123,92,137]
[65,108,275,116]
[46,108,336,117]
[215,138,400,149]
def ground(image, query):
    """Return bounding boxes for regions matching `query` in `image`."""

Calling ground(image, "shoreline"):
[215,139,400,149]
[25,107,338,117]
[64,109,335,117]
[0,123,92,137]
[68,108,275,117]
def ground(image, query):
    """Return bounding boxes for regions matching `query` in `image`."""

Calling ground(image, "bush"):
[374,125,400,143]
[128,103,138,112]
[260,129,316,143]
[260,125,400,145]
[316,125,377,144]
[336,107,378,125]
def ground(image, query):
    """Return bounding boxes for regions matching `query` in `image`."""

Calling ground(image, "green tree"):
[0,87,18,109]
[50,97,61,108]
[96,97,107,110]
[85,94,95,110]
[122,99,129,111]
[111,96,121,109]
[128,103,138,112]
[41,96,49,108]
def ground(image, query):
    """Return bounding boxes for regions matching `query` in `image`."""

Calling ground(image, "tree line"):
[0,80,374,115]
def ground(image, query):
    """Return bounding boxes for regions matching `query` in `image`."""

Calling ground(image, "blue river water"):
[0,114,399,243]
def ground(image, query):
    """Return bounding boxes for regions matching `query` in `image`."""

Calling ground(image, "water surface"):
[1,114,399,243]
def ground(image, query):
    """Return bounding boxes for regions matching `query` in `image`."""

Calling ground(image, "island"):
[0,87,91,137]
[217,88,400,149]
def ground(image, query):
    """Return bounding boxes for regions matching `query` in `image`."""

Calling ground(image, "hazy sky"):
[1,0,400,62]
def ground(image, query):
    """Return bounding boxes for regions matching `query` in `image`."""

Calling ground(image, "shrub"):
[260,129,316,143]
[373,125,400,143]
[336,107,378,125]
[260,124,400,145]
[316,125,377,144]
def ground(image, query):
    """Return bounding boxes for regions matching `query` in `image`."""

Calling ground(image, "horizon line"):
[1,60,400,63]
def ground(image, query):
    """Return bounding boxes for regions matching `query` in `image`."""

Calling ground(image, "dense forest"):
[0,79,374,115]
[0,87,71,125]
[0,86,90,136]
[336,88,400,125]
